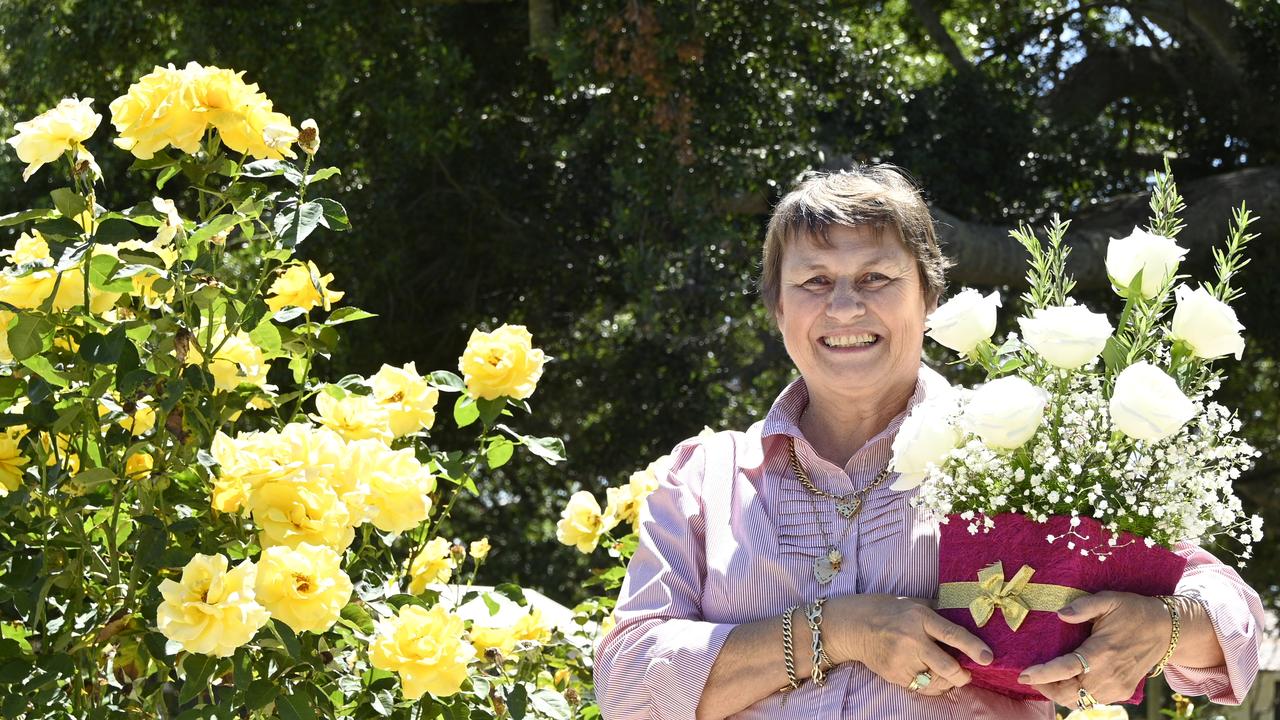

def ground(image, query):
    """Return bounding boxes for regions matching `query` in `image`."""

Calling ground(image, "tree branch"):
[938,166,1280,289]
[528,0,556,58]
[908,0,974,76]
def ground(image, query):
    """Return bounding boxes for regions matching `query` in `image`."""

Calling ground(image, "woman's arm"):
[696,595,993,720]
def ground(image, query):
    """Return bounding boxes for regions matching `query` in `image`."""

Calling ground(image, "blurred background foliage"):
[1,0,1277,610]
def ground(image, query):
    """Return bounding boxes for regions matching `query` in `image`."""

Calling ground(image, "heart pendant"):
[836,498,860,518]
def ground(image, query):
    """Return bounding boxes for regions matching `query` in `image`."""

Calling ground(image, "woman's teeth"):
[822,334,877,348]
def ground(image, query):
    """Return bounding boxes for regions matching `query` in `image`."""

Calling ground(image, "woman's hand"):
[1018,592,1171,706]
[827,594,993,697]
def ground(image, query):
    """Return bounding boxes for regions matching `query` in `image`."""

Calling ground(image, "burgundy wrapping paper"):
[936,512,1187,703]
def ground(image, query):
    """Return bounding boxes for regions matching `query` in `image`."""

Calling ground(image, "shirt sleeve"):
[1162,543,1265,705]
[594,440,737,720]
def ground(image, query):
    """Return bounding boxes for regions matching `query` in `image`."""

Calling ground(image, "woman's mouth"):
[821,333,880,349]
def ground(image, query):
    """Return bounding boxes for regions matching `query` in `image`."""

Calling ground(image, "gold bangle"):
[1149,595,1181,678]
[780,605,802,700]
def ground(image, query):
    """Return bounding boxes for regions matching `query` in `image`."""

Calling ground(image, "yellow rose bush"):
[0,65,579,719]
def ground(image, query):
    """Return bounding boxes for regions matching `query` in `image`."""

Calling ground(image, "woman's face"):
[775,224,931,404]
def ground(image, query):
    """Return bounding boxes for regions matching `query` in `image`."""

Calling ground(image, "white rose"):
[1017,305,1114,369]
[1105,227,1187,299]
[888,395,961,491]
[1109,362,1196,441]
[1169,285,1245,360]
[926,289,1001,354]
[962,377,1048,450]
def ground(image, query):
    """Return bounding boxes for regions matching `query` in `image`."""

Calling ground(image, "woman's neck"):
[799,379,915,468]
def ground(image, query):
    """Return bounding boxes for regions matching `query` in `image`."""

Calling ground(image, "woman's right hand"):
[827,594,993,696]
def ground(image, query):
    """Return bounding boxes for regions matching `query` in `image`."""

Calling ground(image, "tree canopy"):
[2,0,1277,607]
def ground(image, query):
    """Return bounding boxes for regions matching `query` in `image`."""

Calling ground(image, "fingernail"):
[1058,605,1076,617]
[980,649,993,664]
[1017,674,1030,684]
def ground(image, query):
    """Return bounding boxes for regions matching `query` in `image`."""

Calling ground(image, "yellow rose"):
[0,430,30,495]
[309,391,391,443]
[41,433,80,476]
[192,65,297,160]
[98,396,156,437]
[5,97,101,181]
[408,537,455,594]
[604,484,643,530]
[155,554,269,657]
[250,475,354,551]
[124,452,153,481]
[370,363,439,437]
[110,63,206,159]
[471,608,550,656]
[5,232,52,267]
[369,604,476,699]
[458,324,546,400]
[209,430,295,513]
[555,490,607,554]
[0,310,15,363]
[185,329,273,395]
[0,265,118,315]
[266,262,343,313]
[254,543,352,634]
[468,537,491,562]
[359,443,435,533]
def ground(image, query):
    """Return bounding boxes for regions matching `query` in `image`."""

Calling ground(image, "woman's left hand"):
[1018,591,1172,706]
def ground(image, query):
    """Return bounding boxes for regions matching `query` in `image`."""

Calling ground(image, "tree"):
[1,0,1277,608]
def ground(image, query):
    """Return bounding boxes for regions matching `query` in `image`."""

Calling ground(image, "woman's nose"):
[825,280,865,321]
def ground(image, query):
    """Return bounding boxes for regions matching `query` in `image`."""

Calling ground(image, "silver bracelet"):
[806,598,829,686]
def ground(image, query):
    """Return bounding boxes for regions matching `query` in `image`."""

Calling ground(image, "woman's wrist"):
[822,594,870,667]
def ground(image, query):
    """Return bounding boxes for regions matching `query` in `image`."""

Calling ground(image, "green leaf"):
[272,619,302,658]
[493,583,527,606]
[339,603,376,635]
[248,320,282,355]
[189,214,241,247]
[306,167,341,184]
[453,395,479,428]
[485,438,514,469]
[50,188,88,220]
[507,684,528,720]
[521,435,566,465]
[0,208,56,228]
[241,159,285,178]
[530,690,572,720]
[179,654,218,705]
[476,397,506,426]
[313,198,350,231]
[92,217,142,244]
[88,253,136,293]
[481,593,501,617]
[156,165,181,190]
[244,679,277,710]
[7,314,52,361]
[284,202,325,246]
[276,691,319,720]
[325,306,375,325]
[34,217,85,239]
[129,151,178,172]
[429,371,465,392]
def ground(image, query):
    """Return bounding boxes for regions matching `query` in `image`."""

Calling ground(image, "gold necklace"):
[788,436,892,585]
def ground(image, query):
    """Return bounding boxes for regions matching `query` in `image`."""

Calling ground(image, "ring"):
[1077,687,1098,710]
[1073,651,1091,675]
[906,671,933,692]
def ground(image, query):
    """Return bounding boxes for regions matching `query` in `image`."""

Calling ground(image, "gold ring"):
[1077,687,1098,710]
[1073,651,1091,674]
[906,671,933,692]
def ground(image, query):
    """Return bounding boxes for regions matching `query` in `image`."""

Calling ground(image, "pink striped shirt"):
[595,366,1265,719]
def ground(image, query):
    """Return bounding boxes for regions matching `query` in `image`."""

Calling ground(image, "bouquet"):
[888,166,1263,702]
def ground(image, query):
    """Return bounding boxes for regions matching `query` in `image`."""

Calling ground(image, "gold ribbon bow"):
[936,561,1089,632]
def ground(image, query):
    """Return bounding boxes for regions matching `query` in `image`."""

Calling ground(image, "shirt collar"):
[740,363,952,470]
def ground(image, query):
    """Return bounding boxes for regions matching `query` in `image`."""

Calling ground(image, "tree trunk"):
[939,166,1280,289]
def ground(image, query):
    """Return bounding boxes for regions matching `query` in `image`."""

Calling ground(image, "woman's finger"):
[1019,651,1086,685]
[921,610,993,665]
[917,639,971,688]
[1027,678,1079,707]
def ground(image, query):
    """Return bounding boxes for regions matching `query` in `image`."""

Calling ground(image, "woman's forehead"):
[783,224,912,268]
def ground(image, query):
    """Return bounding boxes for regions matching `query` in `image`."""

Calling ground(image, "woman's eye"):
[863,273,890,285]
[803,277,829,287]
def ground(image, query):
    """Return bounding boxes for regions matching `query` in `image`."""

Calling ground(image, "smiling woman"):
[592,165,1261,720]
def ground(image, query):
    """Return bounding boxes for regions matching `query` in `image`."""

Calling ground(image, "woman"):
[593,166,1264,719]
